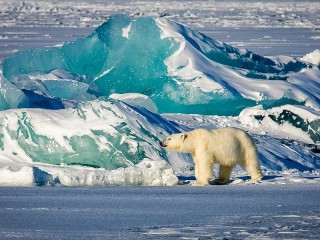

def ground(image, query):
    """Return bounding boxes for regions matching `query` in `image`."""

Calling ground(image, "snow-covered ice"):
[2,15,319,115]
[301,49,320,66]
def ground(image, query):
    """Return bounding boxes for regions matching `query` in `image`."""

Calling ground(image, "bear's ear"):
[181,134,188,140]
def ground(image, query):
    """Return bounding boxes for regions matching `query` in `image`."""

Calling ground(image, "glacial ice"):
[2,14,319,115]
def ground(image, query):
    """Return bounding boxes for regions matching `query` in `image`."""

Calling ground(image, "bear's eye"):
[168,138,171,141]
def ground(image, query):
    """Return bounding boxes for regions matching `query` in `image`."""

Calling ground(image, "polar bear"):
[160,128,263,186]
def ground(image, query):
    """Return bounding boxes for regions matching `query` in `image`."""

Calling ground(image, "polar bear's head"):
[160,132,191,153]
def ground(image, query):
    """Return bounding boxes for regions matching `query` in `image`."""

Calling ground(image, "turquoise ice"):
[0,100,186,170]
[0,70,28,110]
[2,14,319,115]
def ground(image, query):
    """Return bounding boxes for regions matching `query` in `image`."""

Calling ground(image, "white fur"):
[161,128,263,186]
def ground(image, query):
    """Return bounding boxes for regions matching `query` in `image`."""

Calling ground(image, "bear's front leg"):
[191,181,208,186]
[190,155,213,186]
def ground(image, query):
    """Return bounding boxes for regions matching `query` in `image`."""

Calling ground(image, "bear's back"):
[189,127,254,149]
[208,127,254,149]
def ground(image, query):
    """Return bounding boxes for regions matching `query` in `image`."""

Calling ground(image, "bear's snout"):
[160,140,166,147]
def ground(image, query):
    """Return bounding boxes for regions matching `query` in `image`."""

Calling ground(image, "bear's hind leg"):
[243,144,263,181]
[244,159,263,181]
[217,165,233,184]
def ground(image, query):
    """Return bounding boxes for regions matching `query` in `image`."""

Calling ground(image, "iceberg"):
[2,14,319,115]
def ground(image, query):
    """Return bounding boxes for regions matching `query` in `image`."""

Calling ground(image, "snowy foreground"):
[0,185,320,239]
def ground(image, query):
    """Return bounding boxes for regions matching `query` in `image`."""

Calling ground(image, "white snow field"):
[0,0,319,238]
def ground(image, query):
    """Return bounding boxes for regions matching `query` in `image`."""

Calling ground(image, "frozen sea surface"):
[0,184,319,239]
[0,0,319,60]
[0,26,319,61]
[1,26,318,61]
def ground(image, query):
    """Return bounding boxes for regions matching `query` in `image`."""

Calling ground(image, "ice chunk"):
[0,159,178,186]
[0,99,190,186]
[10,69,97,102]
[42,80,93,101]
[0,165,53,186]
[157,18,305,75]
[0,71,28,110]
[110,93,158,113]
[301,49,320,66]
[0,99,191,171]
[157,18,319,113]
[50,159,178,186]
[239,105,320,144]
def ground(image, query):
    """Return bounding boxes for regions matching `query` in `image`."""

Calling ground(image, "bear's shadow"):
[178,175,280,185]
